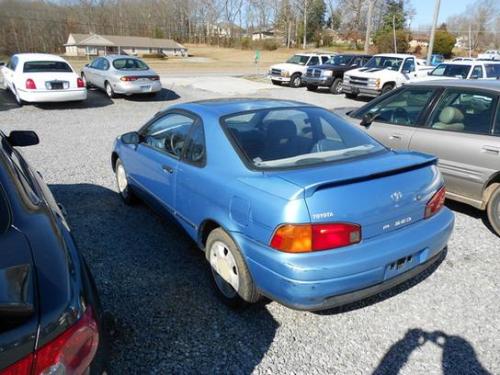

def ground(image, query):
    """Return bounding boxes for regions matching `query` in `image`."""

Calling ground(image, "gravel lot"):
[1,77,499,375]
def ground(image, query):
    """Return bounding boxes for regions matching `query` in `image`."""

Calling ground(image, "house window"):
[86,46,98,55]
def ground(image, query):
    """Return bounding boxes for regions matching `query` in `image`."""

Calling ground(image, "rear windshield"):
[112,58,149,70]
[286,55,309,65]
[484,64,500,78]
[222,107,385,169]
[327,55,353,65]
[364,56,403,71]
[23,61,73,73]
[430,64,471,78]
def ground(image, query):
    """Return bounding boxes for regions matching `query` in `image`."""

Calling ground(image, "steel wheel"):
[209,240,240,298]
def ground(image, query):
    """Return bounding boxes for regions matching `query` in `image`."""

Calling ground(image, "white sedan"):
[1,53,87,106]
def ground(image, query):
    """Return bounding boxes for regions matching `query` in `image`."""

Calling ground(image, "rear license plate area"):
[46,81,67,90]
[384,250,422,280]
[140,85,151,92]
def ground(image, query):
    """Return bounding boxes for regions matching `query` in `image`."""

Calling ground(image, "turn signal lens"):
[25,79,37,90]
[425,186,446,219]
[270,223,361,253]
[120,76,138,81]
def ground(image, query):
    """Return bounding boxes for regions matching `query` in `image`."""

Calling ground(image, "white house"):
[65,33,187,57]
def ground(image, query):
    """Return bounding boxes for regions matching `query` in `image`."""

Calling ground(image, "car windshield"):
[364,56,403,71]
[430,64,471,78]
[286,55,309,65]
[112,58,149,70]
[223,107,385,169]
[327,55,352,65]
[484,64,500,78]
[23,61,72,73]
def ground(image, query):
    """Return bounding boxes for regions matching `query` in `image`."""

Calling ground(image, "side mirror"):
[84,63,89,67]
[8,131,39,147]
[360,113,378,128]
[427,71,432,75]
[402,69,410,74]
[121,131,140,145]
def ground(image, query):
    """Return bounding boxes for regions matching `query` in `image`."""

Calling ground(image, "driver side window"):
[402,58,415,72]
[143,113,195,158]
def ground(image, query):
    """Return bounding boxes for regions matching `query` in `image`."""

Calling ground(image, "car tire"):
[271,80,281,86]
[306,84,318,91]
[486,185,500,236]
[114,158,136,205]
[289,73,302,88]
[206,228,260,307]
[345,92,358,99]
[381,83,395,95]
[105,82,116,98]
[13,86,24,107]
[330,78,343,95]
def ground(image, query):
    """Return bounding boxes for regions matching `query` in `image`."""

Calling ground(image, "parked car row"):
[0,53,162,106]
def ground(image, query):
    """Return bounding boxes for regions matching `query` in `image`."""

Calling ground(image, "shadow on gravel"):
[122,88,180,102]
[373,328,491,375]
[34,91,113,110]
[314,249,447,316]
[0,89,18,112]
[445,199,498,236]
[50,183,278,374]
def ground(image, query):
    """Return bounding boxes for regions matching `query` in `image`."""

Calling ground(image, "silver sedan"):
[81,55,162,97]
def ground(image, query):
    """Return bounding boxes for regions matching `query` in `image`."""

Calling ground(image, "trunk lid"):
[271,150,441,239]
[22,72,79,90]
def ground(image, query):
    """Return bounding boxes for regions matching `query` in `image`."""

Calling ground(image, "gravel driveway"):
[0,79,498,375]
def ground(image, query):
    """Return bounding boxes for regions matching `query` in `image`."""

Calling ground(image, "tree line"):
[0,0,497,55]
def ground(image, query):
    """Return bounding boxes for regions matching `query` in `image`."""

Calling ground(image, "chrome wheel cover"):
[209,240,239,298]
[116,164,128,195]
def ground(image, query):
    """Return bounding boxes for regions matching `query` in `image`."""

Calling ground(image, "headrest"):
[266,120,297,140]
[439,107,464,124]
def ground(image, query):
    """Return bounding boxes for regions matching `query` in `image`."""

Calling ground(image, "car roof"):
[410,79,500,91]
[13,53,67,63]
[103,55,143,60]
[373,53,413,58]
[171,98,313,117]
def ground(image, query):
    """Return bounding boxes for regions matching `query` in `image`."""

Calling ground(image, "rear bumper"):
[342,83,380,97]
[303,76,334,86]
[112,80,162,95]
[17,88,87,103]
[233,208,454,311]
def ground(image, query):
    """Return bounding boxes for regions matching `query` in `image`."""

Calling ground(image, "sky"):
[410,0,472,28]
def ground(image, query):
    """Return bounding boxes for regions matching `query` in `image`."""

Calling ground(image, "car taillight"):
[0,354,34,375]
[26,79,37,90]
[425,186,446,219]
[270,223,361,253]
[149,75,160,81]
[120,76,138,81]
[77,78,85,88]
[0,308,98,375]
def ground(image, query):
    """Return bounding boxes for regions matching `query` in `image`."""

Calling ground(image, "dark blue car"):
[112,99,454,311]
[0,130,105,374]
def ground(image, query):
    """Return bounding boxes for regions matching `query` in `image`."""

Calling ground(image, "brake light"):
[425,186,446,219]
[120,76,138,81]
[77,78,85,88]
[25,79,36,90]
[0,354,34,375]
[0,308,98,375]
[270,223,361,253]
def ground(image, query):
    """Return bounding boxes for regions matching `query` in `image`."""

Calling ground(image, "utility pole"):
[426,0,442,65]
[364,0,375,54]
[468,23,472,57]
[393,15,397,53]
[303,0,307,49]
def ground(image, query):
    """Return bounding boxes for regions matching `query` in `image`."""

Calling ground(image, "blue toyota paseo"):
[111,99,454,311]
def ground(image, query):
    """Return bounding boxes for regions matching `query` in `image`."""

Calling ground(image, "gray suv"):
[336,80,500,235]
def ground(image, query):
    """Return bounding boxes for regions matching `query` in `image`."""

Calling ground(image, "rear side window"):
[184,125,206,165]
[495,104,500,136]
[23,61,73,73]
[484,64,500,78]
[112,58,148,70]
[429,90,496,135]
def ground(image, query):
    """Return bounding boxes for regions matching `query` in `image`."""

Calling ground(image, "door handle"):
[389,134,402,140]
[162,165,174,174]
[481,145,500,155]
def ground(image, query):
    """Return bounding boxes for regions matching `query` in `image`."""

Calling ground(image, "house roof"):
[66,33,186,50]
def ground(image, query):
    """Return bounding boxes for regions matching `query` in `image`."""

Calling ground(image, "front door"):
[354,86,437,150]
[409,88,499,203]
[123,112,196,214]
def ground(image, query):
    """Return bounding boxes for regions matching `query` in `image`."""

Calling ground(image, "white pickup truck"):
[342,53,433,98]
[268,53,332,88]
[478,50,500,61]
